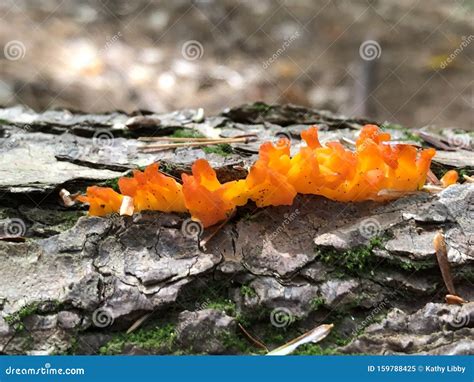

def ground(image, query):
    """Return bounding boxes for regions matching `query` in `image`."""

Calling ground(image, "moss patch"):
[4,307,36,332]
[316,235,437,276]
[397,258,435,272]
[221,332,259,354]
[310,297,325,311]
[202,143,233,157]
[4,300,63,332]
[15,208,85,235]
[99,324,176,355]
[316,237,384,275]
[240,285,257,298]
[203,298,237,317]
[171,128,205,139]
[58,211,86,230]
[291,344,340,355]
[380,122,422,143]
[250,102,273,113]
[459,168,473,179]
[99,178,121,192]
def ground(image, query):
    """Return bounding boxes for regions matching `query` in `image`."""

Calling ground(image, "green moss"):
[368,236,384,248]
[324,329,352,347]
[459,168,473,179]
[204,298,237,317]
[251,102,273,113]
[186,282,237,317]
[310,297,325,311]
[258,320,302,346]
[202,143,233,157]
[4,303,39,330]
[99,340,124,355]
[65,337,79,355]
[4,300,63,332]
[289,317,355,355]
[221,332,258,354]
[292,344,340,355]
[99,178,121,192]
[99,324,176,355]
[317,238,381,275]
[261,325,302,347]
[98,321,255,355]
[316,235,437,275]
[264,331,285,345]
[261,320,351,355]
[380,122,422,143]
[237,307,276,328]
[240,285,257,298]
[171,129,205,139]
[57,211,86,230]
[398,259,434,272]
[235,313,251,328]
[158,162,174,175]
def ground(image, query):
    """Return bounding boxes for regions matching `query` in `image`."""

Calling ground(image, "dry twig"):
[139,136,256,152]
[462,174,474,183]
[126,313,153,334]
[427,170,441,185]
[238,323,268,352]
[138,133,257,142]
[422,184,444,193]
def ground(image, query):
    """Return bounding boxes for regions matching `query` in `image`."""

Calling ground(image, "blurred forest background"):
[0,0,472,129]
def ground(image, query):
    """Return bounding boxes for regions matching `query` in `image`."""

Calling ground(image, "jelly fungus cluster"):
[78,125,437,228]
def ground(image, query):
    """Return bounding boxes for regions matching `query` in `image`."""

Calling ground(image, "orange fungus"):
[440,170,458,188]
[77,125,436,228]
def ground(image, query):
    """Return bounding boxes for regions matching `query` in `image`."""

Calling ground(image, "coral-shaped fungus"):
[117,163,187,213]
[77,186,123,216]
[182,159,247,227]
[77,125,437,228]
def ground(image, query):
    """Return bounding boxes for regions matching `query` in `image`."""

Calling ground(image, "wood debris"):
[445,294,467,305]
[59,188,78,207]
[433,231,456,295]
[119,196,135,216]
[138,136,257,153]
[266,324,334,356]
[238,323,268,352]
